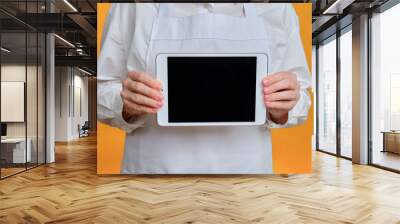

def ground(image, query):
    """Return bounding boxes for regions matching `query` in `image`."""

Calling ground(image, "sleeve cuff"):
[264,110,293,129]
[112,96,146,133]
[264,89,311,129]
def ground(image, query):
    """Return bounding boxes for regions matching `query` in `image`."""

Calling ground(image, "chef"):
[98,3,311,174]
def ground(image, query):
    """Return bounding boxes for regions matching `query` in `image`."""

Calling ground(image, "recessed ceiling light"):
[323,0,343,15]
[63,0,78,12]
[322,0,355,15]
[78,67,93,76]
[1,47,11,53]
[54,34,75,48]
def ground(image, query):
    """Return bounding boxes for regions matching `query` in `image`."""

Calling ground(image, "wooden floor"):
[1,136,400,224]
[1,167,26,178]
[373,150,400,171]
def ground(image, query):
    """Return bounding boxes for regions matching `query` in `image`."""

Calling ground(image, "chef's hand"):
[121,71,163,121]
[262,72,300,124]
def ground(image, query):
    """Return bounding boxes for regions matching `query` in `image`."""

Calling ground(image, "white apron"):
[122,3,273,174]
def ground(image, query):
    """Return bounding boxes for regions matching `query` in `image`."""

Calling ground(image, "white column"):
[352,14,369,164]
[45,0,56,163]
[312,46,317,151]
[46,32,55,163]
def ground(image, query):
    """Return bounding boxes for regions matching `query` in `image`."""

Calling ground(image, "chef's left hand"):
[262,72,300,125]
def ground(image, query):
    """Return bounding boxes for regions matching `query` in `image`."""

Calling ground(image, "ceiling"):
[0,0,97,74]
[312,0,391,44]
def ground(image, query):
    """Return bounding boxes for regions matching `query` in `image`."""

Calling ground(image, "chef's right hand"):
[121,71,163,121]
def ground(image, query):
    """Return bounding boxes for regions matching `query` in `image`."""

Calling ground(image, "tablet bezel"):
[156,53,268,126]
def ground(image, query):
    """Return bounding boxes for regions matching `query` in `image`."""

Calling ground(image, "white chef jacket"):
[98,3,311,174]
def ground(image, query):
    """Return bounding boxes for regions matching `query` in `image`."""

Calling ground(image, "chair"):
[78,121,90,138]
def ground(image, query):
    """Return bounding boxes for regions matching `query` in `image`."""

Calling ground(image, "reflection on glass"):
[371,3,400,171]
[340,30,352,158]
[0,0,47,179]
[38,33,46,165]
[1,32,27,177]
[27,31,38,169]
[318,38,337,154]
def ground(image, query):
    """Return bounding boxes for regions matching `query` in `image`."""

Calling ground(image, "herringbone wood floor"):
[1,136,400,224]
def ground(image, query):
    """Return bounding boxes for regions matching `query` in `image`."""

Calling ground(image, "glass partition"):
[0,0,46,179]
[1,30,28,177]
[27,31,38,169]
[38,32,45,165]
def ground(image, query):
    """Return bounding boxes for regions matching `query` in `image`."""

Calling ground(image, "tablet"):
[156,53,268,126]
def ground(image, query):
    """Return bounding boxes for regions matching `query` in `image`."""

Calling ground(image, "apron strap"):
[159,3,257,18]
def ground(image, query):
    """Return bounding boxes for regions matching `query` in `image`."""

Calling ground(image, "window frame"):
[315,24,353,160]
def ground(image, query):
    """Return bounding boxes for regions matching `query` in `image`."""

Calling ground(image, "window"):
[312,45,317,151]
[318,37,337,154]
[371,3,400,171]
[339,29,352,158]
[390,75,400,130]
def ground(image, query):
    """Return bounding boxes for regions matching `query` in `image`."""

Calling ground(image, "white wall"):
[1,66,25,128]
[70,73,89,139]
[54,67,89,141]
[1,65,26,139]
[1,82,25,122]
[55,67,69,141]
[1,65,40,138]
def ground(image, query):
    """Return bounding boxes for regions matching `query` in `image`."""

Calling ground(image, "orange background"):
[97,3,313,174]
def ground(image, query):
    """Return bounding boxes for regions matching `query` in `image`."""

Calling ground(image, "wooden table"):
[381,131,400,154]
[1,138,31,165]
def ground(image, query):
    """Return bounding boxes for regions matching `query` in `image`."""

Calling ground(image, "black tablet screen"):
[167,56,257,123]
